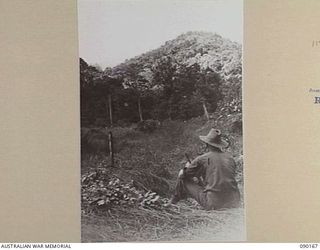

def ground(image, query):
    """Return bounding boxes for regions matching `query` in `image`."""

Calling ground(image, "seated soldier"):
[166,128,241,210]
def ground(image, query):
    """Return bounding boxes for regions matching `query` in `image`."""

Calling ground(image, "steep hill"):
[112,31,242,84]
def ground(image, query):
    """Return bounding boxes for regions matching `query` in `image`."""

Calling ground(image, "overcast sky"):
[78,0,243,68]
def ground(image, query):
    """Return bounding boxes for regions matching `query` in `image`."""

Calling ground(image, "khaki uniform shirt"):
[185,150,239,193]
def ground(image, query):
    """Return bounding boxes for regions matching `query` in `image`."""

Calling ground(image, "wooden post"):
[202,102,210,121]
[108,131,114,167]
[108,94,113,127]
[138,96,143,122]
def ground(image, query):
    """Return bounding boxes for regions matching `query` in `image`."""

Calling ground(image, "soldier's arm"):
[181,156,205,179]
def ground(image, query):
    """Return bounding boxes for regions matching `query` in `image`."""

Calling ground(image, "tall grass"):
[82,117,243,195]
[81,117,244,242]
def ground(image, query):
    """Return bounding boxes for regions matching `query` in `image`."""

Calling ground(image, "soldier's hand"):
[185,162,191,168]
[192,177,199,183]
[178,169,184,179]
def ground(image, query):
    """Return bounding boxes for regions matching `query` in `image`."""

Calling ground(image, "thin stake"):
[108,131,114,167]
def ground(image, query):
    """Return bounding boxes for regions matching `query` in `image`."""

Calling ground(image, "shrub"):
[81,127,109,155]
[136,119,160,133]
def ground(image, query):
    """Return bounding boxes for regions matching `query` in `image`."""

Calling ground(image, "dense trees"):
[80,31,242,127]
[80,58,224,126]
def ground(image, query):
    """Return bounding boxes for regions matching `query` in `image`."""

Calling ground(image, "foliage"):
[82,117,243,195]
[136,119,160,133]
[82,172,167,213]
[80,59,124,126]
[81,127,109,155]
[80,31,242,126]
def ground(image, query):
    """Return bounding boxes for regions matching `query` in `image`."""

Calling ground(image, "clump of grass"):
[82,203,245,242]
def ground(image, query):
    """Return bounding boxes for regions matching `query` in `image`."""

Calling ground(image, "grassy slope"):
[81,117,244,242]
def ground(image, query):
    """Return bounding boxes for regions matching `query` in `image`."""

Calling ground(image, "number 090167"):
[300,244,318,248]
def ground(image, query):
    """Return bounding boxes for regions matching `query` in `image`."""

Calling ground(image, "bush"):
[136,119,160,133]
[116,119,131,127]
[81,127,109,155]
[94,118,108,127]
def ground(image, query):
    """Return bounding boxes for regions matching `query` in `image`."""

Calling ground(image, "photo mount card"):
[0,0,320,243]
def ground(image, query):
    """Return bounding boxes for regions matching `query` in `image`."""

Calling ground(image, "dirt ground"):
[81,207,245,242]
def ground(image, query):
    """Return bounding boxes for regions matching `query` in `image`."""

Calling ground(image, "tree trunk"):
[108,94,113,127]
[168,97,173,120]
[138,96,143,122]
[202,102,210,121]
[108,132,114,167]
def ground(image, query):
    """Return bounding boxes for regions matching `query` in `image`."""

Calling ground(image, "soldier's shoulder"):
[200,151,213,159]
[223,151,234,158]
[193,152,211,163]
[222,152,236,164]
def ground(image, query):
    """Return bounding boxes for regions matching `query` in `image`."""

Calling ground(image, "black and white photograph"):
[79,0,244,242]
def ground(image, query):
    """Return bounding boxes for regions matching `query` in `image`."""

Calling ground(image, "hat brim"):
[199,135,229,149]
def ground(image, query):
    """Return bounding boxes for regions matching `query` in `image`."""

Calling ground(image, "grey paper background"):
[0,0,80,242]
